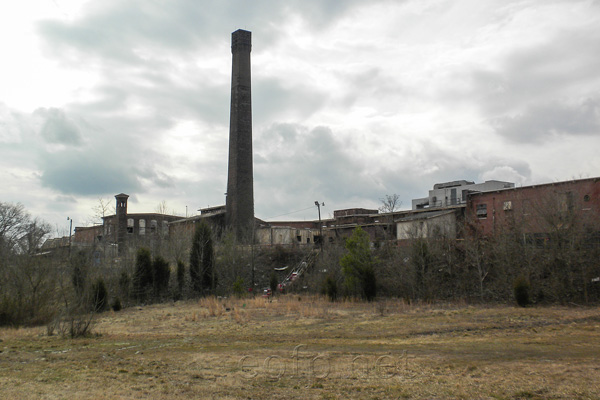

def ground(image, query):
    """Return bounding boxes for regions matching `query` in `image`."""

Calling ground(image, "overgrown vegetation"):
[91,278,108,312]
[0,201,54,326]
[1,191,599,333]
[340,227,377,301]
[132,247,153,301]
[322,274,338,301]
[514,275,531,307]
[189,221,215,295]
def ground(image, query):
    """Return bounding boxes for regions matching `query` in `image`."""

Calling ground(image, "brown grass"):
[1,296,600,399]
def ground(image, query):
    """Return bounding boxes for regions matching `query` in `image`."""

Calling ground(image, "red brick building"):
[467,177,600,238]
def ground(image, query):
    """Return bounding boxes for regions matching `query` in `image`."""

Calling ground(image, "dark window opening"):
[560,191,574,212]
[476,204,487,219]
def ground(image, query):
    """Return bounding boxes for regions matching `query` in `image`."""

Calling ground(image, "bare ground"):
[1,296,599,399]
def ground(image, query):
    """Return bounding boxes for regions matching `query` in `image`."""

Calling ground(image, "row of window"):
[477,201,521,219]
[476,192,590,219]
[126,218,168,235]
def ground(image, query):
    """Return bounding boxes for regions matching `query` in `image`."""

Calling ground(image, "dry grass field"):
[1,296,599,399]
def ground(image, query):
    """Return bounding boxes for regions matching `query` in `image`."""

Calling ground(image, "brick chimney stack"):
[226,29,254,241]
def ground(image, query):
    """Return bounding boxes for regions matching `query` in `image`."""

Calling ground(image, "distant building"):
[254,225,319,247]
[72,194,182,258]
[396,208,462,240]
[39,235,71,257]
[412,180,514,210]
[467,177,600,238]
[167,206,227,243]
[389,179,515,242]
[72,225,102,246]
[68,178,598,257]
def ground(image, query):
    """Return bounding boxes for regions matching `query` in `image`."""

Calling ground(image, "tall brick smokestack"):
[226,29,254,240]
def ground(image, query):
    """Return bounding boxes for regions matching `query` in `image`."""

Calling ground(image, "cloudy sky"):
[1,0,599,235]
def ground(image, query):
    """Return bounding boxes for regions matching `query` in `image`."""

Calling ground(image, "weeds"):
[2,299,599,399]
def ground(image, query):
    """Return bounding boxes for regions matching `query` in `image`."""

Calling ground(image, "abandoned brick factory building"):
[65,28,600,257]
[69,176,600,259]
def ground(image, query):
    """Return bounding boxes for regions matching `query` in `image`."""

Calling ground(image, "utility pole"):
[314,201,324,251]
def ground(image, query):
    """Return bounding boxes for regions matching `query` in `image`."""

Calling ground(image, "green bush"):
[322,275,338,301]
[340,227,377,301]
[133,248,153,301]
[118,271,131,302]
[152,256,170,298]
[190,222,214,294]
[232,277,245,298]
[111,297,122,312]
[176,259,186,295]
[514,275,531,307]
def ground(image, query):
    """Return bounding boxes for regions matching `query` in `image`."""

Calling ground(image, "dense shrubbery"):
[513,276,531,307]
[2,195,599,331]
[372,218,600,304]
[133,248,153,301]
[340,227,377,301]
[190,222,215,294]
[132,248,172,301]
[322,274,338,301]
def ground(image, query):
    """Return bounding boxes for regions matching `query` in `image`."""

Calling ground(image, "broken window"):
[139,219,146,235]
[559,191,574,213]
[503,201,512,211]
[162,221,169,236]
[127,218,134,234]
[150,220,157,234]
[476,204,487,219]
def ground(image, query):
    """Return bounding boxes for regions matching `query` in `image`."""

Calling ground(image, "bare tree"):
[0,202,29,257]
[0,202,56,326]
[378,194,401,241]
[155,200,169,215]
[89,197,115,226]
[379,194,401,214]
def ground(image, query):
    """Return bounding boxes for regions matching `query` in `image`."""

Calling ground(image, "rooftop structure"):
[412,180,514,210]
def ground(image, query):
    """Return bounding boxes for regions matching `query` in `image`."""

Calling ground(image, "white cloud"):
[0,0,599,232]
